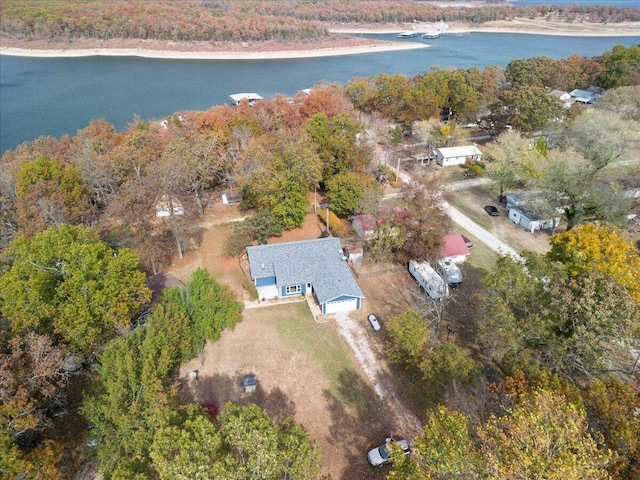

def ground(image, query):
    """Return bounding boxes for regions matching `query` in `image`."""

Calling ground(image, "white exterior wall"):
[409,260,448,300]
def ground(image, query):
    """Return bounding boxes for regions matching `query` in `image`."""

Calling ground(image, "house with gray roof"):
[246,238,365,315]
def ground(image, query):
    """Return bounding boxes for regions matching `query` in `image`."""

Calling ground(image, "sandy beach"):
[0,19,638,60]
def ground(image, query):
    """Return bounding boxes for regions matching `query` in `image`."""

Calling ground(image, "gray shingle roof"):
[246,238,364,305]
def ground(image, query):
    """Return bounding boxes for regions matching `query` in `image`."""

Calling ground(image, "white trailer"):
[434,258,462,287]
[409,260,448,300]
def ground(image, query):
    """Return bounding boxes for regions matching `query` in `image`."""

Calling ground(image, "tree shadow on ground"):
[324,368,392,480]
[178,372,295,423]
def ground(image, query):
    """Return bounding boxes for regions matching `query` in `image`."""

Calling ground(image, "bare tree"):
[400,277,454,340]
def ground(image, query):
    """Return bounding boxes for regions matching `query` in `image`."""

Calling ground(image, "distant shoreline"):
[0,41,428,60]
[1,20,638,60]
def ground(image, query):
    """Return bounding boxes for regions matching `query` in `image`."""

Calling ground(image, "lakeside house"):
[549,89,575,109]
[569,86,604,105]
[246,238,365,314]
[229,93,264,106]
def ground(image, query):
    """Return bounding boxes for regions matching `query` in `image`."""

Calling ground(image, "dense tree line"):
[388,372,639,479]
[0,1,328,43]
[346,45,640,129]
[0,85,370,273]
[2,1,639,45]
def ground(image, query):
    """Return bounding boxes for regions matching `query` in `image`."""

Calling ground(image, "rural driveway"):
[382,156,520,259]
[333,312,423,439]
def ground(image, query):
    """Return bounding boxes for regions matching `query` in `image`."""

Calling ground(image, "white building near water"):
[229,93,264,106]
[435,145,482,167]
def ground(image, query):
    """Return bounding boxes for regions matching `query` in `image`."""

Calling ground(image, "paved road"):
[443,202,521,260]
[382,156,520,258]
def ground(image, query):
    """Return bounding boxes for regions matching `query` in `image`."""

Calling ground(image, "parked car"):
[367,439,411,467]
[460,234,473,249]
[367,314,381,331]
[484,205,499,216]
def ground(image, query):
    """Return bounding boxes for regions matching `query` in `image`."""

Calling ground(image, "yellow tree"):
[548,223,640,303]
[479,388,612,480]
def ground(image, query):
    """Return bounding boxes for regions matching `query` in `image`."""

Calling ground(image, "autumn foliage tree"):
[0,332,68,479]
[478,387,611,479]
[548,223,640,303]
[397,175,452,263]
[14,156,96,236]
[0,225,151,356]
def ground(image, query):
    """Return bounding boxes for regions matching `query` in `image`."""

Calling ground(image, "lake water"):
[1,32,639,154]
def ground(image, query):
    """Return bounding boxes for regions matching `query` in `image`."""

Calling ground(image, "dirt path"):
[334,312,423,439]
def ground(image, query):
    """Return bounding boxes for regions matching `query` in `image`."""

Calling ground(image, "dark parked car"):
[461,234,473,248]
[484,205,499,216]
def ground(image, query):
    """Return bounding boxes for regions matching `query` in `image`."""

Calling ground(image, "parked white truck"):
[409,260,448,300]
[433,258,462,287]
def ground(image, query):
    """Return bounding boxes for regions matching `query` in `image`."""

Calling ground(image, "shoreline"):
[1,21,638,60]
[0,41,428,60]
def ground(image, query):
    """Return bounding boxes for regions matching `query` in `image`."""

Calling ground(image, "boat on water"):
[397,31,420,38]
[421,31,441,39]
[453,32,471,37]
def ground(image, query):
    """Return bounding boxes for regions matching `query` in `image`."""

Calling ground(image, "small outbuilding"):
[155,195,184,217]
[242,375,257,393]
[435,145,482,167]
[441,234,471,264]
[343,244,364,266]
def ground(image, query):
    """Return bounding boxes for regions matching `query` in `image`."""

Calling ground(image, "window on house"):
[285,285,301,295]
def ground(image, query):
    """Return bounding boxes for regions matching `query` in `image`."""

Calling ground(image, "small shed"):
[242,375,257,393]
[343,244,364,266]
[221,192,243,205]
[155,195,184,217]
[435,145,482,167]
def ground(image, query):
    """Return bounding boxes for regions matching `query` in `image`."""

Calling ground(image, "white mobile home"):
[508,206,560,233]
[409,260,448,300]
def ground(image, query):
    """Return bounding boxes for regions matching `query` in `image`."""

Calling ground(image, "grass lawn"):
[274,302,365,407]
[451,190,494,231]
